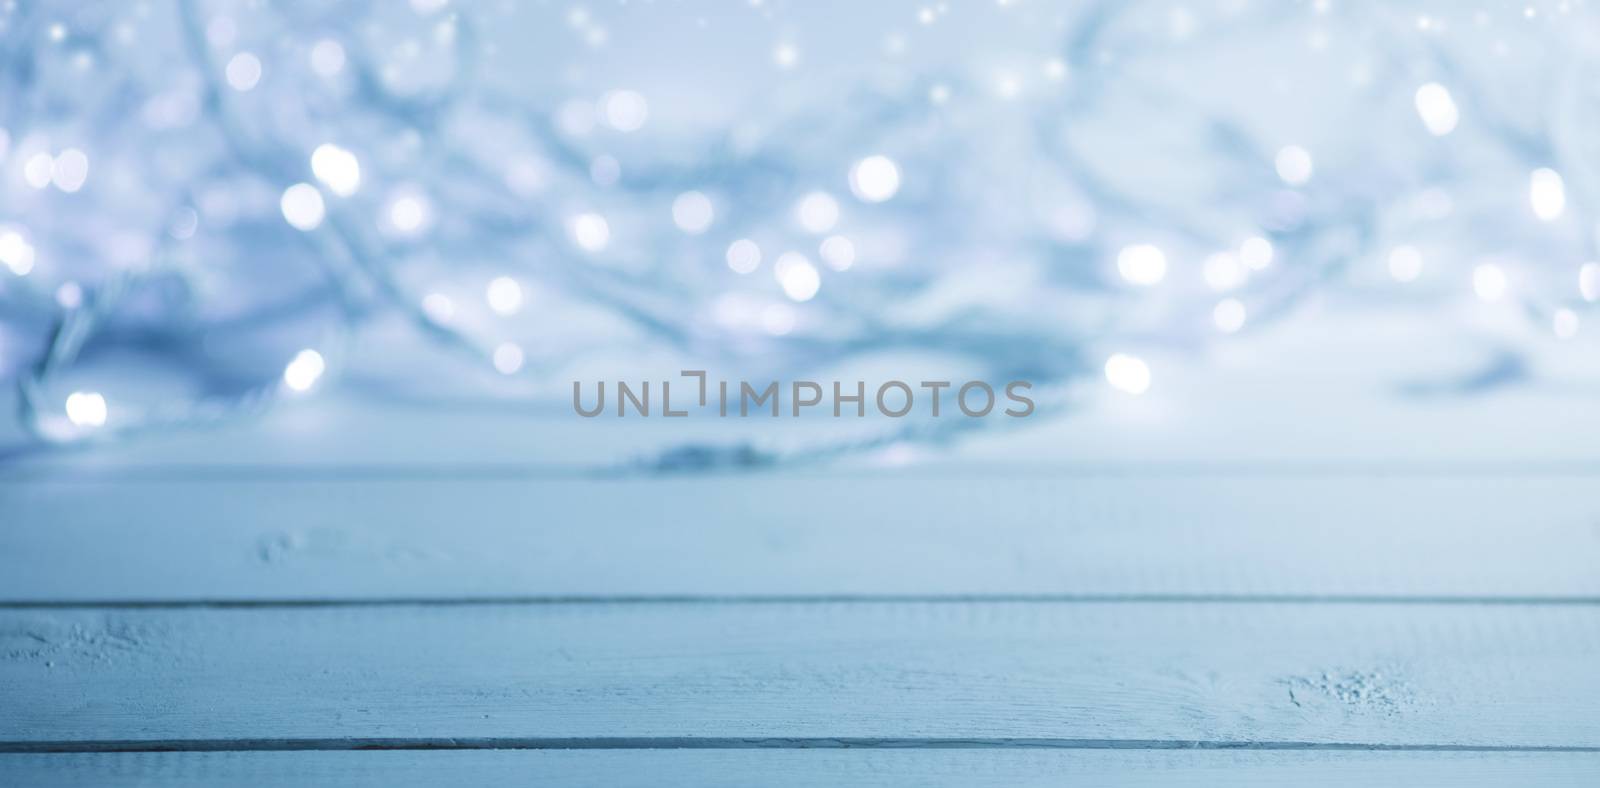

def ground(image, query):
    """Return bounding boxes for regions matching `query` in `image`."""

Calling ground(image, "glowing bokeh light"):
[726,239,761,274]
[65,391,108,427]
[282,349,326,392]
[849,155,900,203]
[1104,354,1151,395]
[279,183,326,231]
[1117,244,1166,286]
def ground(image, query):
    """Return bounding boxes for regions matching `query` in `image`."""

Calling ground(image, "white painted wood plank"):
[5,750,1599,788]
[2,475,1597,601]
[3,602,1597,747]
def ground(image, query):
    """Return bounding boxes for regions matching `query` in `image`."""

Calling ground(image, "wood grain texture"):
[4,750,1599,787]
[3,475,1599,602]
[3,602,1597,747]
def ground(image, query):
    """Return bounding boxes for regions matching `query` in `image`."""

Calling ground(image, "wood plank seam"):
[6,739,1600,755]
[4,595,1600,609]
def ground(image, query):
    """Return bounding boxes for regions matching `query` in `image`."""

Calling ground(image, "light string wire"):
[0,1,1594,468]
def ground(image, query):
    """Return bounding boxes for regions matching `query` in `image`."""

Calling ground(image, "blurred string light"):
[1273,145,1314,185]
[1529,168,1566,222]
[1581,263,1600,302]
[726,239,761,274]
[485,277,524,316]
[570,213,611,252]
[1553,308,1579,340]
[280,184,326,231]
[773,252,821,302]
[1213,299,1247,334]
[282,349,326,393]
[795,191,840,234]
[1116,244,1167,286]
[492,342,525,375]
[1473,263,1508,302]
[1104,353,1151,396]
[0,1,1594,465]
[64,391,107,428]
[819,235,856,271]
[600,90,649,133]
[1388,245,1424,283]
[671,191,715,235]
[1413,82,1459,137]
[310,144,361,198]
[848,155,901,203]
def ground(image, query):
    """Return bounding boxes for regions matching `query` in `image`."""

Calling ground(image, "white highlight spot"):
[493,342,525,374]
[65,391,107,427]
[1580,262,1600,302]
[1414,82,1459,136]
[849,155,900,203]
[571,213,610,252]
[422,293,455,323]
[283,349,326,392]
[1116,244,1166,286]
[55,281,82,309]
[671,191,714,234]
[1239,236,1274,270]
[310,39,346,76]
[1202,252,1245,292]
[310,144,361,197]
[774,252,821,301]
[796,191,840,234]
[23,152,54,189]
[773,42,799,69]
[225,52,262,91]
[51,148,88,192]
[1388,245,1423,282]
[0,229,36,276]
[279,183,325,231]
[485,276,523,315]
[726,239,761,274]
[589,155,620,186]
[1104,353,1151,395]
[1553,308,1579,339]
[1213,298,1247,333]
[1275,145,1314,185]
[1473,263,1507,302]
[820,235,856,271]
[1530,168,1565,221]
[386,191,431,236]
[601,90,649,132]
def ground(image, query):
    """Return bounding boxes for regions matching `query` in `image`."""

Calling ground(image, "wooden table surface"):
[3,308,1599,785]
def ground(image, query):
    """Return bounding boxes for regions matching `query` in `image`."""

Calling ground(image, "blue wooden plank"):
[4,750,1600,788]
[2,475,1597,601]
[3,602,1597,748]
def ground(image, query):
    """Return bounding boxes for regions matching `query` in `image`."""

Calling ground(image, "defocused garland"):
[0,1,1594,466]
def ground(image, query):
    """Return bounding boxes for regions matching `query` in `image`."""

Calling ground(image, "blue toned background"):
[2,1,1600,786]
[2,0,1598,462]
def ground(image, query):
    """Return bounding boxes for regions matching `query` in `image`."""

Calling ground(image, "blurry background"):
[2,0,1599,469]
